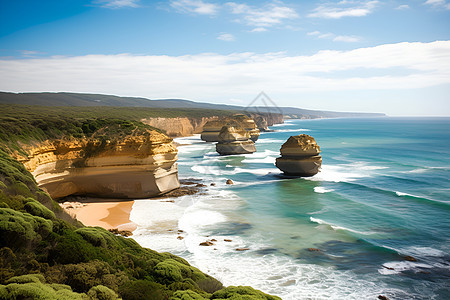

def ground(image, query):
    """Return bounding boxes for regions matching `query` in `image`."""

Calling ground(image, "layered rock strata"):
[215,125,256,155]
[17,130,180,199]
[275,134,322,176]
[201,114,260,142]
[200,119,230,142]
[231,114,260,141]
[141,116,217,137]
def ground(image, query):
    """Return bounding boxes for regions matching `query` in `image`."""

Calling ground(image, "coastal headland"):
[0,102,283,299]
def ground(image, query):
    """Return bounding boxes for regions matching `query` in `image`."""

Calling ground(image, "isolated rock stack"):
[231,114,260,141]
[200,119,227,142]
[275,134,322,176]
[200,114,260,142]
[216,125,256,155]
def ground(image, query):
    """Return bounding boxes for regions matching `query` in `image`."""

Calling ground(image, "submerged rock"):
[199,241,215,246]
[275,134,322,176]
[216,125,256,155]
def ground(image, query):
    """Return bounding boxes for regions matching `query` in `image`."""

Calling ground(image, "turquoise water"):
[131,117,450,299]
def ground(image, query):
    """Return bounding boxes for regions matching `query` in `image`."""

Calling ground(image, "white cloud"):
[1,41,449,105]
[94,0,139,8]
[170,0,219,15]
[333,35,361,42]
[19,50,42,57]
[424,0,450,9]
[308,1,379,19]
[396,4,410,10]
[308,31,361,42]
[226,1,298,28]
[250,27,268,32]
[217,33,235,41]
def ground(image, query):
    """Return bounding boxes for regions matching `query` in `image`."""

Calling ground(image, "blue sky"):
[0,0,449,115]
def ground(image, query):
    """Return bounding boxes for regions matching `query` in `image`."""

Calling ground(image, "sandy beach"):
[61,199,137,232]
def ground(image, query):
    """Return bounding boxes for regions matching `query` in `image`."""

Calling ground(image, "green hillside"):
[0,91,386,118]
[0,105,280,300]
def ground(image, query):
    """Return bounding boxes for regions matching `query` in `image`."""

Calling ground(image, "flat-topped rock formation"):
[216,125,256,155]
[17,129,180,199]
[201,119,230,142]
[275,134,322,176]
[201,114,260,142]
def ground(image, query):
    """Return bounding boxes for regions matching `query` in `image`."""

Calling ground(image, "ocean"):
[130,117,450,300]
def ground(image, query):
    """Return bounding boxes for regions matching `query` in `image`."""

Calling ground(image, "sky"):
[0,0,449,116]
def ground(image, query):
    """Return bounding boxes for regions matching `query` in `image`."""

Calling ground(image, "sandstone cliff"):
[15,129,179,199]
[141,116,218,137]
[141,113,283,138]
[248,113,284,130]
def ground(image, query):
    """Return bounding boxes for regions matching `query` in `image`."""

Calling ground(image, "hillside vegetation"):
[0,104,280,299]
[0,104,234,153]
[0,91,386,118]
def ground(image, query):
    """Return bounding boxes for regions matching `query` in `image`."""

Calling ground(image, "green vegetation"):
[0,104,280,299]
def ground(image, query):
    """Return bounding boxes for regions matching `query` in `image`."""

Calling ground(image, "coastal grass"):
[0,104,280,299]
[0,104,236,155]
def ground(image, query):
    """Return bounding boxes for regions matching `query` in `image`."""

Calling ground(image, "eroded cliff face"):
[141,117,218,137]
[15,129,179,199]
[142,113,283,138]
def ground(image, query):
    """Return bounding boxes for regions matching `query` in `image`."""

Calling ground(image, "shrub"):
[172,289,207,300]
[0,281,86,299]
[24,200,55,220]
[118,280,169,300]
[49,229,102,264]
[5,274,45,284]
[75,227,117,248]
[0,208,52,249]
[86,285,119,300]
[211,286,282,300]
[60,260,126,293]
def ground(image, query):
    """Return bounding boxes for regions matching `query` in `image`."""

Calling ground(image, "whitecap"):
[378,261,433,275]
[243,149,278,158]
[400,246,447,258]
[395,191,417,197]
[191,165,235,176]
[270,122,297,127]
[407,168,428,174]
[173,134,202,145]
[275,128,311,133]
[241,156,276,164]
[255,138,285,144]
[306,165,368,183]
[313,187,334,194]
[234,167,279,176]
[310,217,376,235]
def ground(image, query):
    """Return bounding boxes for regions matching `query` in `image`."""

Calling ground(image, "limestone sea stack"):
[200,119,228,142]
[275,134,322,176]
[216,125,256,155]
[200,114,260,142]
[18,129,180,199]
[231,114,260,142]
